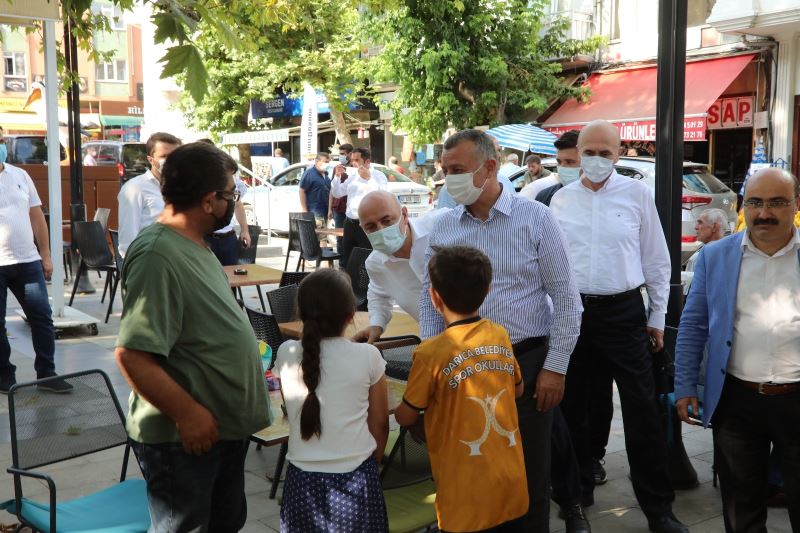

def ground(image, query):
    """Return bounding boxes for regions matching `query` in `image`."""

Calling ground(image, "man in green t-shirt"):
[115,142,271,532]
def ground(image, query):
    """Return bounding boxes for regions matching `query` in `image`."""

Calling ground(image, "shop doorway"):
[712,128,752,194]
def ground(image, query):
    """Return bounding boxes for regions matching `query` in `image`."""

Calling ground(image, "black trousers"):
[589,364,614,460]
[550,406,583,508]
[341,216,371,269]
[513,339,552,533]
[713,376,800,532]
[560,292,673,517]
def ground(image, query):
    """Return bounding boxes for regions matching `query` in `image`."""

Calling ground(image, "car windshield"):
[378,166,414,183]
[270,167,305,187]
[122,144,148,169]
[682,167,730,194]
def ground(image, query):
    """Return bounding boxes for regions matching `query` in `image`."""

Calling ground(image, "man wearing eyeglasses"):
[676,167,800,531]
[203,145,250,266]
[115,142,271,531]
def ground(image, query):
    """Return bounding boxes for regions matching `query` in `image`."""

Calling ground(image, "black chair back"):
[297,218,322,263]
[346,247,372,311]
[266,284,298,324]
[288,213,315,254]
[73,221,114,268]
[279,271,309,287]
[108,229,124,273]
[244,306,285,365]
[238,225,262,264]
[375,335,422,381]
[380,427,432,489]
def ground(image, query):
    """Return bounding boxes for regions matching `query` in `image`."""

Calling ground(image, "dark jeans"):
[341,217,371,269]
[589,365,614,460]
[132,439,250,533]
[332,211,346,266]
[712,376,800,532]
[550,406,583,508]
[205,232,240,266]
[561,293,673,518]
[0,260,55,379]
[513,339,552,533]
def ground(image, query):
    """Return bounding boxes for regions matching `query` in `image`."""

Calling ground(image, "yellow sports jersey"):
[403,317,528,532]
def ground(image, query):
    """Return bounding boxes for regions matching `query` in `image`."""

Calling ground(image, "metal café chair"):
[69,221,119,323]
[279,271,309,287]
[266,284,298,324]
[375,335,422,381]
[237,225,262,265]
[345,247,372,311]
[286,213,315,271]
[296,218,341,271]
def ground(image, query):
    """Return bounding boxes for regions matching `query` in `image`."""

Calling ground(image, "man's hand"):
[240,230,251,249]
[175,403,219,455]
[534,369,565,412]
[352,325,383,344]
[676,396,701,425]
[646,327,664,352]
[357,162,371,180]
[40,256,53,281]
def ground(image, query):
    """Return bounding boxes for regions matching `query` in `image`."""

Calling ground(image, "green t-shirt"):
[116,223,271,443]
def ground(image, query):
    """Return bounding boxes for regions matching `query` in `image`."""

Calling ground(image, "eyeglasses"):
[741,198,794,209]
[215,190,240,202]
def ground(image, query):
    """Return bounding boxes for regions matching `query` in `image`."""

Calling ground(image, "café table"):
[251,378,407,498]
[315,227,344,238]
[224,263,284,311]
[278,311,419,340]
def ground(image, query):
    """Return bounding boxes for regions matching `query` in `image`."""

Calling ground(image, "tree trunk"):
[330,107,353,145]
[495,92,508,124]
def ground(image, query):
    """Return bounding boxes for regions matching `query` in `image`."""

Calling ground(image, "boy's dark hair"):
[161,142,230,212]
[553,130,580,151]
[353,146,371,161]
[145,132,182,156]
[428,246,492,314]
[339,143,354,154]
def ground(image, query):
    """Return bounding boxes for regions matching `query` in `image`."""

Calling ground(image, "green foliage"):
[370,0,603,143]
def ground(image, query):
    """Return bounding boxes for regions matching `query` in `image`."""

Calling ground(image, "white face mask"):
[366,217,407,255]
[445,162,486,206]
[557,166,581,186]
[581,155,614,183]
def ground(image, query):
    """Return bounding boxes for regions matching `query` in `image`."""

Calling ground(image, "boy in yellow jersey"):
[395,245,528,533]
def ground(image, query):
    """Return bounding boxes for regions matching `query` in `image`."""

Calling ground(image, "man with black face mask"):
[115,142,270,532]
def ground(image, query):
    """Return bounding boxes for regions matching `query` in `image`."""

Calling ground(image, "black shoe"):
[593,458,607,485]
[0,375,16,395]
[37,376,73,394]
[561,504,591,533]
[648,513,688,533]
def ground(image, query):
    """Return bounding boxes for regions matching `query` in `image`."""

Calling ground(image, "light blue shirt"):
[420,186,583,374]
[436,174,518,209]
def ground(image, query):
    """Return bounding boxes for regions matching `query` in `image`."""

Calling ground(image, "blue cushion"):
[1,479,150,532]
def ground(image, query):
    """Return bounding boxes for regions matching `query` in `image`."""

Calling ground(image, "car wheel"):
[244,204,258,226]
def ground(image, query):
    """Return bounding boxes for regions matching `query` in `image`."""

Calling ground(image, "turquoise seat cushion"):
[1,478,150,532]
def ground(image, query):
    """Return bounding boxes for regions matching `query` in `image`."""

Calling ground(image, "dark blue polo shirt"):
[299,165,331,217]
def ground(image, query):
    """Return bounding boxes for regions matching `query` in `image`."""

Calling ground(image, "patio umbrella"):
[485,123,557,155]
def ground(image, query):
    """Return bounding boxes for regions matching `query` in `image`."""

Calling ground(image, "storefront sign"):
[545,117,707,142]
[707,97,753,129]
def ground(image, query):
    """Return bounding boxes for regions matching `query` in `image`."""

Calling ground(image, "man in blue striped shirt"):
[419,129,583,532]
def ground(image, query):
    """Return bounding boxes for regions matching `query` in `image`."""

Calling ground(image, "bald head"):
[746,168,800,197]
[578,120,621,152]
[358,191,402,231]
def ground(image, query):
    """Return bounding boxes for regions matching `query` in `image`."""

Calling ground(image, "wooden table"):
[279,311,419,339]
[224,264,284,312]
[251,378,407,498]
[315,227,344,238]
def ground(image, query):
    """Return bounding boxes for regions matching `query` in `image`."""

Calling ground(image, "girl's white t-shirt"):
[275,337,386,473]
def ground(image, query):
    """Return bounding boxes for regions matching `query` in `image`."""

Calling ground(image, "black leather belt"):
[512,336,548,355]
[729,375,800,396]
[209,230,236,239]
[580,288,641,306]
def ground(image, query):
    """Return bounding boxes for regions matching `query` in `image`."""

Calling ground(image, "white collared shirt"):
[330,167,388,219]
[365,209,448,330]
[728,230,800,383]
[0,164,42,266]
[550,171,671,330]
[519,174,559,202]
[117,170,165,257]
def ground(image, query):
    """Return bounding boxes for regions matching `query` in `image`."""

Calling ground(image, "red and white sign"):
[545,117,707,142]
[707,96,753,129]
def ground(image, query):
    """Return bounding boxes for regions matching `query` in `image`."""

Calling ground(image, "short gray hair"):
[698,208,728,229]
[506,153,519,164]
[443,129,498,163]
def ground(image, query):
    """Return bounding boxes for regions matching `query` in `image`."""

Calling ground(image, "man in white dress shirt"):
[117,132,181,257]
[550,120,687,533]
[330,147,388,267]
[352,191,445,343]
[675,168,800,531]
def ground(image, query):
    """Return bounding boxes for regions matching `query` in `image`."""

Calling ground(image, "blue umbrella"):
[485,123,557,155]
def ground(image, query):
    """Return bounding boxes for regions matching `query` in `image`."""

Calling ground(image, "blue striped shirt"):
[419,188,583,374]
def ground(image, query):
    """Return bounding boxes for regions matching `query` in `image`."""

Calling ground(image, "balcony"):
[547,9,596,41]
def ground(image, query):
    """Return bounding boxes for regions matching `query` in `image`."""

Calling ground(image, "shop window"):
[96,59,127,82]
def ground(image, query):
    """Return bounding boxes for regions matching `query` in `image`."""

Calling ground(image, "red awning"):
[542,53,756,141]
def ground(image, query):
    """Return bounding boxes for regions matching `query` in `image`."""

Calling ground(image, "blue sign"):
[250,91,358,119]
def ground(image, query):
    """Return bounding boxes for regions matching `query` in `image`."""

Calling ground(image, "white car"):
[241,162,433,233]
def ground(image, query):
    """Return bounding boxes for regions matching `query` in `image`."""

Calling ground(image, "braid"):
[299,319,323,440]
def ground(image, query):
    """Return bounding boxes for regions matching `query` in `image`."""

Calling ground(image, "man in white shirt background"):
[549,120,687,533]
[83,147,98,166]
[270,147,290,178]
[117,132,182,257]
[520,130,581,205]
[498,152,521,180]
[675,168,800,531]
[352,191,445,344]
[0,126,71,393]
[682,207,727,295]
[330,147,387,267]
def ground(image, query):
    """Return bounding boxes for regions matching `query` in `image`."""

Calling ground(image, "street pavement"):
[0,236,791,532]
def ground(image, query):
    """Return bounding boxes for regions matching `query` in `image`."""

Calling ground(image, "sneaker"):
[37,377,73,394]
[593,458,608,485]
[0,375,16,395]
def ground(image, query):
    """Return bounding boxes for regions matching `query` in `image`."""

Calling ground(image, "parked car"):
[5,135,66,165]
[511,157,737,265]
[241,162,433,233]
[81,141,148,182]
